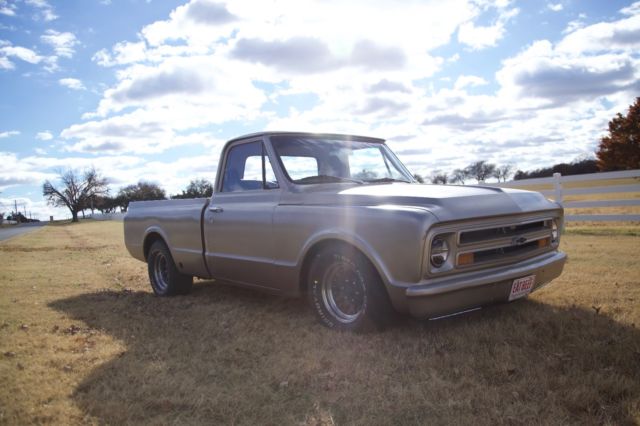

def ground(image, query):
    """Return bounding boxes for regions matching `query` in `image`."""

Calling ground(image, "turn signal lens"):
[538,238,550,248]
[458,252,474,266]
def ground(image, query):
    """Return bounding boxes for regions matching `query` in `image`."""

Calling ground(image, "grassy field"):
[1,221,639,425]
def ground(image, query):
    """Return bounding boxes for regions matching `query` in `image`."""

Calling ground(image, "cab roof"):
[227,131,385,144]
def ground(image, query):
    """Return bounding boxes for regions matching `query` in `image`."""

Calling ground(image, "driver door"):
[203,139,281,290]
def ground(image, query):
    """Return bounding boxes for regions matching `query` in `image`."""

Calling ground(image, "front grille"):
[426,215,559,277]
[459,220,546,245]
[455,219,554,269]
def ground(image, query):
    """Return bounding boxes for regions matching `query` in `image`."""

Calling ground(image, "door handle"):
[209,206,224,213]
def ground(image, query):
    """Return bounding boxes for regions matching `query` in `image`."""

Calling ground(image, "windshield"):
[269,136,413,185]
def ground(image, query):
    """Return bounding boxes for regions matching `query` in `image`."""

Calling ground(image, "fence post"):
[553,172,563,205]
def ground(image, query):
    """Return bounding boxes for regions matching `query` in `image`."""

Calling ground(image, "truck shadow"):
[49,281,640,424]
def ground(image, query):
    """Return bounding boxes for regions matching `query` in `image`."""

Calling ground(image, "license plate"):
[509,275,536,301]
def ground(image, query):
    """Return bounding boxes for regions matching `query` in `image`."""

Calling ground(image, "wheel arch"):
[298,237,391,296]
[143,229,168,260]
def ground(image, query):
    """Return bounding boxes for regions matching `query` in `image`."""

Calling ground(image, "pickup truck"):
[124,131,566,331]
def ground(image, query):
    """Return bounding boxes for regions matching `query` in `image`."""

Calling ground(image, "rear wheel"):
[308,246,391,331]
[147,240,193,296]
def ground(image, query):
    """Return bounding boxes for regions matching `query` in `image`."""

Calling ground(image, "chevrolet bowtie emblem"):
[512,236,528,245]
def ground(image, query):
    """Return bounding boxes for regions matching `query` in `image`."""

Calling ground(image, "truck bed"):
[124,198,211,278]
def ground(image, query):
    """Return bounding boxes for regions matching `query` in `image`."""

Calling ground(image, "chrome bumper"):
[405,251,567,318]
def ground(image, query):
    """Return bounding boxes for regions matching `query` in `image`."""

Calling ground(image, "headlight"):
[551,220,559,242]
[430,237,449,268]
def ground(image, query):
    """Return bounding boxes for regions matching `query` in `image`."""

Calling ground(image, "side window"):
[221,142,279,192]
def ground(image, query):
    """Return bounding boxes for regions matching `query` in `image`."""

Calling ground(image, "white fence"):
[490,169,640,222]
[90,212,125,221]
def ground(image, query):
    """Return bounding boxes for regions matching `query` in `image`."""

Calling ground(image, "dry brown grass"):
[1,221,639,425]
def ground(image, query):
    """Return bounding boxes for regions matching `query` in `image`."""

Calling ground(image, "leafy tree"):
[6,212,28,223]
[450,168,469,185]
[94,195,119,214]
[412,173,424,184]
[429,170,449,184]
[465,161,496,183]
[596,97,640,171]
[117,181,166,211]
[43,168,109,222]
[493,164,514,182]
[172,179,214,199]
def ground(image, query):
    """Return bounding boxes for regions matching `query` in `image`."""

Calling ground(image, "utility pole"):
[14,200,18,216]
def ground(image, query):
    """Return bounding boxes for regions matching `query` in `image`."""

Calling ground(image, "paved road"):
[0,222,47,242]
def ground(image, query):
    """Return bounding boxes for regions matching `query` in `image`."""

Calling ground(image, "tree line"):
[43,174,213,222]
[413,161,515,185]
[414,157,600,185]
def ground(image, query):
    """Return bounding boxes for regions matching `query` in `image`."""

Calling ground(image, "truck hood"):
[282,183,559,222]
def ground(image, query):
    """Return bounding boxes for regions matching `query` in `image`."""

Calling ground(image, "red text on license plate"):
[509,275,536,301]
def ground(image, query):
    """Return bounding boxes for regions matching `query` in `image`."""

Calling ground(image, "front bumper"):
[405,251,567,318]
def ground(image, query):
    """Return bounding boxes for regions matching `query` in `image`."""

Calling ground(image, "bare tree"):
[43,168,109,222]
[465,161,496,183]
[450,168,469,185]
[493,164,514,182]
[429,170,449,184]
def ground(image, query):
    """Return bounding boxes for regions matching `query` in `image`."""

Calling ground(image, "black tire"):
[147,240,193,296]
[307,246,391,332]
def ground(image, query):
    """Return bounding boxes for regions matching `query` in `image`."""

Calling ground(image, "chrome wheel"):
[320,259,366,323]
[152,252,170,293]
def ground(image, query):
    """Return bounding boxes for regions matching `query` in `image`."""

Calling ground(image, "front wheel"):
[307,246,391,331]
[147,240,193,296]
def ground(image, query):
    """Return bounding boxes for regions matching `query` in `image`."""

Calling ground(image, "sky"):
[0,0,639,220]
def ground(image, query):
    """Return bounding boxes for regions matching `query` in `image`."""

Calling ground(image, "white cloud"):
[36,131,53,140]
[498,39,639,106]
[0,130,20,138]
[557,13,640,54]
[621,1,640,16]
[41,30,78,58]
[93,41,147,67]
[59,78,86,90]
[0,0,17,16]
[25,0,57,21]
[0,44,42,64]
[454,75,488,90]
[457,6,519,50]
[0,56,13,69]
[547,3,563,12]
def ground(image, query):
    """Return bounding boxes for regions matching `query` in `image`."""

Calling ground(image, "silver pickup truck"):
[124,132,566,331]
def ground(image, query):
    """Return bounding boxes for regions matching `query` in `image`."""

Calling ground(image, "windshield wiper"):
[363,177,411,183]
[295,175,363,184]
